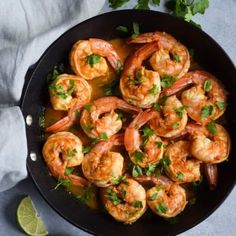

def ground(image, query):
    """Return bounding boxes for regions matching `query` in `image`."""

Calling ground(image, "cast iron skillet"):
[21,10,236,236]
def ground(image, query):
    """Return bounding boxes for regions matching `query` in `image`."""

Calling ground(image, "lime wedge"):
[17,196,48,236]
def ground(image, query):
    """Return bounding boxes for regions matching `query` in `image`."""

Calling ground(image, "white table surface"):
[0,0,235,235]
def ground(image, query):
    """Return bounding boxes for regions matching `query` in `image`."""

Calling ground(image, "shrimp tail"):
[46,116,72,133]
[203,163,218,190]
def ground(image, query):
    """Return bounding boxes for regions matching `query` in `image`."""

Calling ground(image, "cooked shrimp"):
[46,74,92,133]
[82,134,124,187]
[128,32,190,78]
[70,39,122,80]
[42,132,87,186]
[146,181,187,218]
[120,42,161,108]
[124,109,164,167]
[149,95,188,137]
[80,96,140,139]
[186,123,231,164]
[164,70,227,125]
[101,178,146,224]
[164,140,201,183]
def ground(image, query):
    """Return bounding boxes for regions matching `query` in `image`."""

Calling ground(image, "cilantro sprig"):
[109,0,209,28]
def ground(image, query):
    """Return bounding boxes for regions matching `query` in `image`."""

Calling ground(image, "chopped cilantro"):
[82,146,91,154]
[142,126,154,146]
[64,167,74,176]
[107,188,122,205]
[54,178,71,190]
[155,141,163,149]
[67,149,77,157]
[203,80,211,92]
[172,122,179,129]
[85,54,101,67]
[100,132,108,140]
[160,156,171,166]
[201,105,214,118]
[131,22,140,38]
[148,84,159,95]
[172,53,181,62]
[84,104,91,112]
[116,25,128,33]
[215,101,225,111]
[206,121,218,134]
[132,200,143,208]
[174,106,185,118]
[149,192,158,201]
[161,74,176,88]
[156,202,167,214]
[146,164,156,176]
[132,165,143,177]
[177,171,184,181]
[133,151,145,162]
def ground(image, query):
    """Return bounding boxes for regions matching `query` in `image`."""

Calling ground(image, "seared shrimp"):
[128,32,190,78]
[80,96,140,139]
[187,123,231,164]
[147,181,187,218]
[82,134,124,187]
[164,141,201,183]
[42,132,87,186]
[120,42,161,108]
[149,95,188,137]
[164,70,227,125]
[101,178,146,224]
[70,39,122,80]
[124,109,164,167]
[46,74,92,133]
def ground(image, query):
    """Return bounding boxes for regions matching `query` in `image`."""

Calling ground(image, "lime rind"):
[17,196,48,236]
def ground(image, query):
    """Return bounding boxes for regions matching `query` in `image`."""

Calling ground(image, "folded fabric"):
[0,0,106,192]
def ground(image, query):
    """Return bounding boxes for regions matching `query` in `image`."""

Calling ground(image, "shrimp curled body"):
[80,96,140,139]
[82,134,124,187]
[101,178,146,224]
[70,39,122,80]
[42,132,87,186]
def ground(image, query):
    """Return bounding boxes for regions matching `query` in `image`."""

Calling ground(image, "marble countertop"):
[0,0,235,235]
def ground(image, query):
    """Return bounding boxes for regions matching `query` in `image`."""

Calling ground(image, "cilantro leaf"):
[206,121,218,134]
[148,84,159,95]
[203,80,211,92]
[174,106,185,118]
[133,151,145,162]
[116,25,128,33]
[131,22,140,38]
[156,202,168,214]
[161,74,176,88]
[132,200,143,208]
[215,101,225,111]
[201,105,214,118]
[132,165,143,177]
[85,54,101,67]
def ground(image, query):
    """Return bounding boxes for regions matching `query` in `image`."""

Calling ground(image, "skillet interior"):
[21,10,236,236]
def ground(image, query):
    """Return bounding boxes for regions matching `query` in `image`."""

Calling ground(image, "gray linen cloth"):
[0,0,105,192]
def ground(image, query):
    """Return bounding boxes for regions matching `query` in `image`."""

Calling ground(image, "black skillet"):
[21,10,236,236]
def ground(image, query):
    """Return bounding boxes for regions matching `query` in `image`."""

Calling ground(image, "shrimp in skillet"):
[124,109,164,167]
[42,132,88,186]
[164,70,227,125]
[164,140,201,183]
[70,38,122,80]
[101,178,146,224]
[128,32,190,79]
[146,180,187,218]
[149,95,188,137]
[80,96,140,139]
[120,42,161,108]
[82,134,124,187]
[187,122,231,164]
[46,74,92,133]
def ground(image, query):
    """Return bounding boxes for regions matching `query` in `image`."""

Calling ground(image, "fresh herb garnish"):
[215,101,225,111]
[201,105,214,118]
[146,164,156,176]
[149,192,158,201]
[132,165,143,177]
[84,104,91,112]
[82,146,92,154]
[100,132,108,140]
[110,173,126,185]
[64,167,74,176]
[131,22,140,38]
[161,74,176,88]
[116,25,128,32]
[142,126,154,146]
[107,188,122,205]
[67,149,77,157]
[54,178,71,190]
[156,202,168,214]
[206,121,217,134]
[160,155,171,166]
[172,122,179,129]
[203,80,211,92]
[174,106,185,118]
[177,171,184,181]
[148,84,159,95]
[121,188,127,198]
[103,78,120,96]
[155,141,163,149]
[133,151,145,162]
[77,187,94,203]
[85,54,101,67]
[132,200,143,208]
[172,53,181,62]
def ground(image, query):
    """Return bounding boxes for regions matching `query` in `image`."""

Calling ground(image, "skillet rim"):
[21,9,236,236]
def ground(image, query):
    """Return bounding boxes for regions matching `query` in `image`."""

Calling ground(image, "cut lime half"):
[17,196,48,236]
